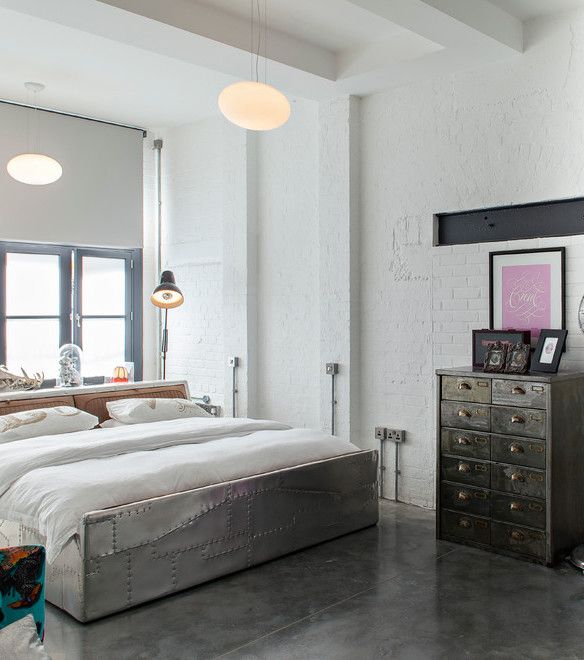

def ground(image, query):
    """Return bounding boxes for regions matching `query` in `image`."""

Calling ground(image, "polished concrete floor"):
[44,501,584,660]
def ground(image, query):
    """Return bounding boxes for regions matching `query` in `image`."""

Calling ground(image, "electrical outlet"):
[386,429,406,442]
[228,356,239,367]
[375,426,387,440]
[325,362,339,375]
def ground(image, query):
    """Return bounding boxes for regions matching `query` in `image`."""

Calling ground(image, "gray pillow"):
[0,615,51,659]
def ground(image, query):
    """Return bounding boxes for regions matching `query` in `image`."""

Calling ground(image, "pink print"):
[501,264,551,337]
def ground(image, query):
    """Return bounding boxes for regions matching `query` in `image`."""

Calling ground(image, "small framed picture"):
[472,329,531,370]
[484,341,508,373]
[531,329,568,373]
[505,343,531,374]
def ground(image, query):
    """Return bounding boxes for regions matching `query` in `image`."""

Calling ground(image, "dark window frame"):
[0,241,143,383]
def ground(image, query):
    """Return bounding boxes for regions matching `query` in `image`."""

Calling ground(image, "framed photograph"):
[489,248,565,345]
[484,341,507,373]
[505,342,531,374]
[531,329,568,373]
[472,329,531,370]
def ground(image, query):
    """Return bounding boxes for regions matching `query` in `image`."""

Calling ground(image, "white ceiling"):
[0,0,581,128]
[489,0,584,20]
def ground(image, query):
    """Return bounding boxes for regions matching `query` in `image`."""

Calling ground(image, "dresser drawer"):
[441,456,490,488]
[440,429,490,460]
[492,379,548,409]
[491,435,546,469]
[441,401,490,432]
[491,492,546,530]
[491,521,546,560]
[441,376,491,404]
[441,510,490,545]
[491,406,546,439]
[441,482,490,517]
[491,463,546,499]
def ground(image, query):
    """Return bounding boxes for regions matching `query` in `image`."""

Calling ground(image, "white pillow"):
[107,397,211,425]
[0,406,98,444]
[100,419,124,429]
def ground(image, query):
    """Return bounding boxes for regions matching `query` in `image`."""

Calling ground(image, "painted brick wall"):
[360,9,584,507]
[160,119,225,403]
[255,99,321,428]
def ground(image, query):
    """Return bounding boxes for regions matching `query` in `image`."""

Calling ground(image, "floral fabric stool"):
[0,546,46,641]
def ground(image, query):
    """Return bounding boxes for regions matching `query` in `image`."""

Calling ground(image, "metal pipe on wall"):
[153,139,163,380]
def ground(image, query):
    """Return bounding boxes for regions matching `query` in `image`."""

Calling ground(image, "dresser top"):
[436,367,584,383]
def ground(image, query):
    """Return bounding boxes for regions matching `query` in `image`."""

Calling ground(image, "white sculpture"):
[0,365,44,391]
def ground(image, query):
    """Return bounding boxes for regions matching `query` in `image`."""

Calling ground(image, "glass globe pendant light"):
[7,82,63,186]
[219,1,291,131]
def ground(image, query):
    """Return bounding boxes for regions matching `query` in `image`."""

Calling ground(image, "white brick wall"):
[360,9,584,507]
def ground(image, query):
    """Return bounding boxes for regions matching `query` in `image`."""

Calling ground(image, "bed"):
[0,381,379,622]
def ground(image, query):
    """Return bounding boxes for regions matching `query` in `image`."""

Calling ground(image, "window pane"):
[6,318,59,379]
[82,318,125,377]
[6,253,60,316]
[82,257,126,316]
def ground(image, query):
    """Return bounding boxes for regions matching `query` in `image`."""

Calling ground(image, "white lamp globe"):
[7,153,63,185]
[218,81,291,131]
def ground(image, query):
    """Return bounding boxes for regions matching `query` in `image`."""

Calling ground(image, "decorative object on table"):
[56,344,82,387]
[6,82,63,186]
[0,546,45,640]
[150,270,184,380]
[0,366,44,392]
[472,329,531,371]
[489,247,565,345]
[530,329,568,373]
[504,342,531,374]
[112,366,129,383]
[483,340,507,372]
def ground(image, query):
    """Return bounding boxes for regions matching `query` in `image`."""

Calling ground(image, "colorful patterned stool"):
[0,546,46,640]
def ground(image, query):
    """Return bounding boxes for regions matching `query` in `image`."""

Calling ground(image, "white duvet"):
[0,417,359,562]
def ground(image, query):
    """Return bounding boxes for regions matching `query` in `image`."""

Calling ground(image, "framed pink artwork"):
[489,247,565,344]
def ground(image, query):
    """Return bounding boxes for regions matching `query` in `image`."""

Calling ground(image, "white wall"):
[0,104,143,248]
[255,100,320,427]
[360,9,584,506]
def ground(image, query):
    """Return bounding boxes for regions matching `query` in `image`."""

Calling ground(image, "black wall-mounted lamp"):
[150,270,184,379]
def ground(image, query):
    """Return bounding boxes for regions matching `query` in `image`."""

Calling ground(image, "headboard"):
[0,383,188,424]
[73,384,188,423]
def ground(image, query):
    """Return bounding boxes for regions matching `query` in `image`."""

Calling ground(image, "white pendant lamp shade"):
[7,153,63,185]
[219,81,290,131]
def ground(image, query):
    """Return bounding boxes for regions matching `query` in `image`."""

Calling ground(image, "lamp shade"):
[151,270,184,309]
[7,153,62,185]
[218,81,290,131]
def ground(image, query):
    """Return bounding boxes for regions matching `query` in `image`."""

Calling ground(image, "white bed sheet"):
[0,417,359,562]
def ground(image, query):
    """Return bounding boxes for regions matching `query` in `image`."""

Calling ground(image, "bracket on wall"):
[434,196,584,246]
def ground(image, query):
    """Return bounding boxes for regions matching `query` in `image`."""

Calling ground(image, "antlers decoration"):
[0,366,44,391]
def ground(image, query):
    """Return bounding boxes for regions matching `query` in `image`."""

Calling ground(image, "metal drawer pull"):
[458,382,472,390]
[511,472,525,482]
[512,386,526,395]
[457,491,470,501]
[529,503,544,513]
[458,519,472,529]
[510,502,524,511]
[457,436,471,446]
[458,463,471,473]
[511,415,525,424]
[510,530,525,542]
[458,409,471,417]
[510,443,524,454]
[532,386,544,393]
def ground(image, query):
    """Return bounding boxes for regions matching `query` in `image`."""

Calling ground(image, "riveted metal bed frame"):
[0,381,379,622]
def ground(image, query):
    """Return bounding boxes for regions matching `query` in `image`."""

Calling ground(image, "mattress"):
[0,416,361,562]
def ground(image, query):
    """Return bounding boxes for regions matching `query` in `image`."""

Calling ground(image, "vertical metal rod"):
[379,439,385,498]
[154,139,163,380]
[395,442,400,502]
[331,372,336,435]
[232,363,237,417]
[161,308,168,380]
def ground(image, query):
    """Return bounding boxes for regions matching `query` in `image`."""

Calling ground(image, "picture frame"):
[489,248,565,346]
[484,341,507,373]
[472,329,531,371]
[505,342,531,374]
[531,329,568,373]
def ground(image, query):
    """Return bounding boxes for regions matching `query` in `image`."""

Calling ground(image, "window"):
[0,242,142,384]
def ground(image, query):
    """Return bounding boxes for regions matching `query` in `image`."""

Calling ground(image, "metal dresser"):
[436,367,584,565]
